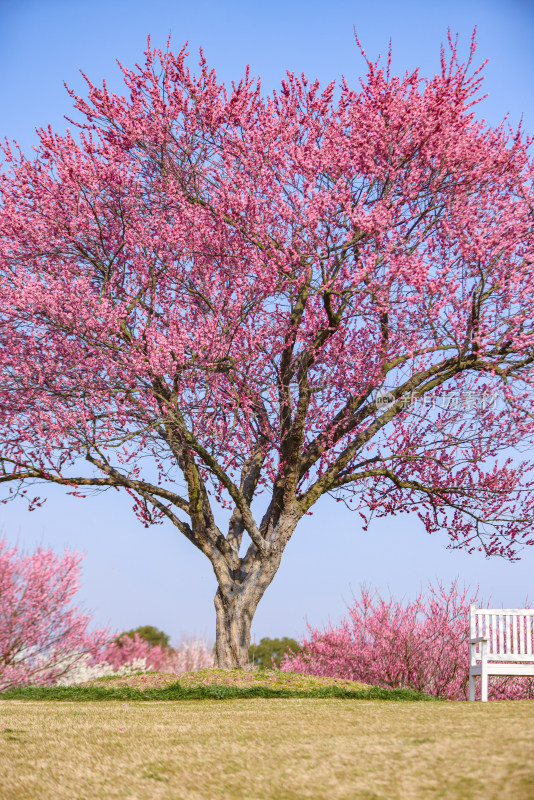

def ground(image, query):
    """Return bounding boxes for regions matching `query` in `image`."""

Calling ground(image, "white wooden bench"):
[469,605,534,701]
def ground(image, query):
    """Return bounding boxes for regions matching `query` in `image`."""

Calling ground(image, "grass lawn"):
[1,671,534,799]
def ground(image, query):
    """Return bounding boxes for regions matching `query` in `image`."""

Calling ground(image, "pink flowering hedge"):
[280,581,534,701]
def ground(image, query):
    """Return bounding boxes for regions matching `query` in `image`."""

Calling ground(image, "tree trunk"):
[214,586,256,668]
[213,514,298,668]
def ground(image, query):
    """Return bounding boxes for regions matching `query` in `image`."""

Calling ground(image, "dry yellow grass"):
[79,667,370,691]
[1,698,534,800]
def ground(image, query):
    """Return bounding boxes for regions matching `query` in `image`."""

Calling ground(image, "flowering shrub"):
[55,654,149,685]
[100,632,170,671]
[166,639,215,672]
[97,633,214,674]
[0,539,110,691]
[280,581,534,700]
[53,638,215,685]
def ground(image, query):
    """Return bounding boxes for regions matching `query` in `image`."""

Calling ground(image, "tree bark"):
[213,555,286,668]
[212,513,299,668]
[214,586,256,668]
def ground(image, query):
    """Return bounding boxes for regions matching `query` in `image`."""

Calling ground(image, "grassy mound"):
[0,668,441,701]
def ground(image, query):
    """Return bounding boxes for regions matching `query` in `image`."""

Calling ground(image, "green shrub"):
[249,637,301,669]
[114,625,171,650]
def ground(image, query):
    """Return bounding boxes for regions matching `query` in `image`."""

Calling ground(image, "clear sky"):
[1,0,534,647]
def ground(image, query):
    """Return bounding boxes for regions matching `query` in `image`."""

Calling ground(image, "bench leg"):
[480,665,488,702]
[468,673,476,701]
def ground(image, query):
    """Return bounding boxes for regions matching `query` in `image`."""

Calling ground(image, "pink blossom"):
[0,540,110,691]
[281,581,534,701]
[96,634,214,674]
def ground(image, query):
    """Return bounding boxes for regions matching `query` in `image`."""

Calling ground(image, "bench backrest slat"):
[469,606,534,662]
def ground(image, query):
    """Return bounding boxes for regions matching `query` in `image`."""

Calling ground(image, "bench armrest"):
[469,637,488,644]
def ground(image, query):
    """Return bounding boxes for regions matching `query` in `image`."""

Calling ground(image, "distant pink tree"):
[101,632,170,671]
[166,639,214,672]
[99,633,214,672]
[280,581,534,700]
[1,32,533,668]
[0,540,110,690]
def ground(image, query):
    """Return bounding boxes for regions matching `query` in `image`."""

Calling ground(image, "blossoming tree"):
[0,540,109,690]
[1,33,533,667]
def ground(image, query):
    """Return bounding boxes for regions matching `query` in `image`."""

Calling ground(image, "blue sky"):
[1,0,534,646]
